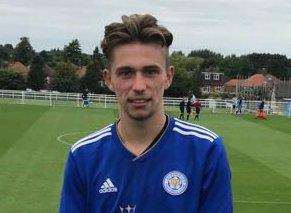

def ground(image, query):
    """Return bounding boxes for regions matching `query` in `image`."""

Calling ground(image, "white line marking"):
[234,200,291,205]
[57,131,89,146]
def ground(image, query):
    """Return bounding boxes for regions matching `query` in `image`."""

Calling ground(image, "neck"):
[117,112,166,155]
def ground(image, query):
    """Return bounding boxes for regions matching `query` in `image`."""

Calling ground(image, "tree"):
[189,49,223,72]
[219,55,254,78]
[0,68,26,90]
[40,49,64,69]
[27,54,46,90]
[14,37,35,66]
[4,44,14,52]
[267,55,290,79]
[166,52,188,96]
[0,44,14,67]
[166,68,192,97]
[166,52,203,97]
[246,53,290,79]
[51,62,79,92]
[185,57,204,97]
[63,39,82,66]
[92,46,106,70]
[80,53,91,67]
[80,60,104,93]
[188,49,223,61]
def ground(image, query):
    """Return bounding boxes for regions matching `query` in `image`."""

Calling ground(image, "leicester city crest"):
[163,171,188,196]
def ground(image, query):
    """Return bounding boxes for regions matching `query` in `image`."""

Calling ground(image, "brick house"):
[7,61,30,79]
[224,79,243,94]
[7,61,55,90]
[201,68,227,95]
[224,73,281,99]
[43,64,54,90]
[76,66,86,78]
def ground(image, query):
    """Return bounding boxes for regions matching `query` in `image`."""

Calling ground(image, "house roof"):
[76,67,86,78]
[225,79,243,87]
[8,61,30,77]
[44,64,54,77]
[242,74,277,87]
[225,74,279,88]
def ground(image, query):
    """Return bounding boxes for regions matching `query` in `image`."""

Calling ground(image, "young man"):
[81,89,89,108]
[186,98,192,121]
[179,97,186,119]
[194,99,202,120]
[236,96,243,115]
[60,14,232,212]
[257,100,266,119]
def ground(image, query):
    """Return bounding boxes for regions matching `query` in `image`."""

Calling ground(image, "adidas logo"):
[99,178,118,194]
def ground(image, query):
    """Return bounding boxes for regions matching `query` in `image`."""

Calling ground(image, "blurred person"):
[194,99,202,120]
[81,89,89,108]
[256,100,266,119]
[186,98,192,120]
[179,97,186,119]
[236,96,243,115]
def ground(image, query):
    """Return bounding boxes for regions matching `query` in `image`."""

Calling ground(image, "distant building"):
[224,79,243,94]
[224,73,281,100]
[43,64,54,90]
[7,61,30,79]
[201,69,227,95]
[76,66,86,78]
[7,61,55,90]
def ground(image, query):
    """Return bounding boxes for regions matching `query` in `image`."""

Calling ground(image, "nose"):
[132,72,146,93]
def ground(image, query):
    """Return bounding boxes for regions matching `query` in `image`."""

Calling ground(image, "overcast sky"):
[1,0,291,57]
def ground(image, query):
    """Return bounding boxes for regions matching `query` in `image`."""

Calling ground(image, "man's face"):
[105,42,174,121]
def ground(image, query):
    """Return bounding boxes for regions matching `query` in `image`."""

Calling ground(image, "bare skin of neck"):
[117,112,166,156]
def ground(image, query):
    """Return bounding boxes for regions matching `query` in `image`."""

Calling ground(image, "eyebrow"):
[141,65,161,70]
[115,66,134,72]
[115,65,162,72]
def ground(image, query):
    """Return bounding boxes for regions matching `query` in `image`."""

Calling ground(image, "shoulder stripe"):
[71,132,112,153]
[71,126,112,151]
[77,124,113,144]
[72,128,111,149]
[173,127,215,143]
[174,118,219,138]
[174,121,217,139]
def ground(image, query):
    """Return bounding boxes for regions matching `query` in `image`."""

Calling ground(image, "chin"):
[127,111,154,121]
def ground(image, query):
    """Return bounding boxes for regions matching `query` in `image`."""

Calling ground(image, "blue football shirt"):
[60,116,232,212]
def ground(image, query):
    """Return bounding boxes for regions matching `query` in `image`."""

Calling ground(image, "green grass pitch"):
[0,103,291,212]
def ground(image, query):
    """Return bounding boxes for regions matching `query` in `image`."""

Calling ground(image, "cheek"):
[114,81,131,97]
[157,77,168,89]
[152,80,166,96]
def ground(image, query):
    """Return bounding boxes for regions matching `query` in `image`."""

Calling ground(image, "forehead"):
[110,42,167,70]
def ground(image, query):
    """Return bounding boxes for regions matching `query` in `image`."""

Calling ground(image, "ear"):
[165,66,174,89]
[103,69,115,92]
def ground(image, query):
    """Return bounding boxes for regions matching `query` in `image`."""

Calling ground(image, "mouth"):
[128,98,151,108]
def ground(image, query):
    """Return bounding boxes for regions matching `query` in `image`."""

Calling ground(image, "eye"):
[118,69,133,78]
[144,68,159,76]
